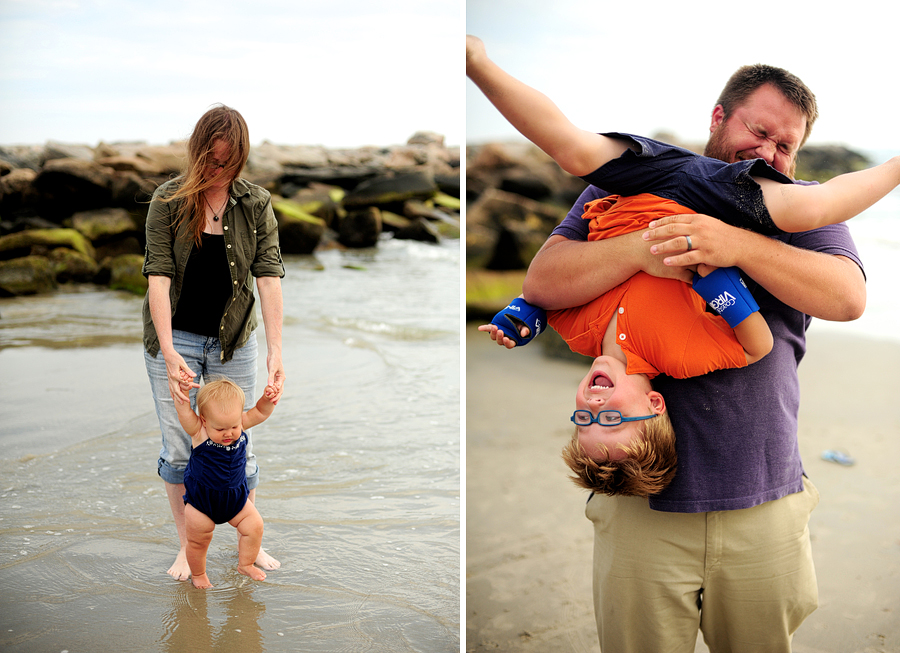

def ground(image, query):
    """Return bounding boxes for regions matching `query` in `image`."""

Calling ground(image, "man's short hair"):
[560,412,677,497]
[716,64,819,147]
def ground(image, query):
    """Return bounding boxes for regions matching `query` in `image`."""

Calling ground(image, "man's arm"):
[522,231,697,309]
[644,214,866,321]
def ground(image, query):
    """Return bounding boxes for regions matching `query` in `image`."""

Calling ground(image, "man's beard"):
[703,123,797,179]
[703,126,737,164]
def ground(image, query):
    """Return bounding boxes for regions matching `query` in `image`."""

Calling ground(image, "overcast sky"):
[0,0,462,148]
[3,1,897,155]
[467,0,900,156]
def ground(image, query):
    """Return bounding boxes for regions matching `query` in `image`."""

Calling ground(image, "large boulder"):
[795,145,870,181]
[285,186,343,228]
[94,142,185,177]
[403,199,460,238]
[272,199,326,255]
[0,255,57,295]
[392,217,441,244]
[41,141,95,164]
[107,253,147,295]
[342,170,438,208]
[338,207,382,248]
[109,171,156,212]
[0,168,39,217]
[49,247,100,283]
[466,188,566,270]
[0,228,96,261]
[71,207,139,242]
[33,158,115,219]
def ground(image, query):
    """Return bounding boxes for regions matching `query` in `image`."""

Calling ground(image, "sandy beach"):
[466,323,900,653]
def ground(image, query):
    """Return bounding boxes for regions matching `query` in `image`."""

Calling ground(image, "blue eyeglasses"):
[570,410,656,427]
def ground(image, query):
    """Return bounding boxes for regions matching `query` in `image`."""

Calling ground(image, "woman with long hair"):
[142,104,285,581]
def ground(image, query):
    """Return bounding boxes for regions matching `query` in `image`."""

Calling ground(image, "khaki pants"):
[586,477,820,653]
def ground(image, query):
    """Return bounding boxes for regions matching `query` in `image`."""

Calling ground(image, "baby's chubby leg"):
[184,503,216,589]
[230,501,266,581]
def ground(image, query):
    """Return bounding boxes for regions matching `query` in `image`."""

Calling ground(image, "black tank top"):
[172,233,233,338]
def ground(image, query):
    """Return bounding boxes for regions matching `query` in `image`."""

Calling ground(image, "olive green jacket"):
[142,177,284,362]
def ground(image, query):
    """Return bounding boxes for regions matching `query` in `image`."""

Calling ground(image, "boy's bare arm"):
[466,35,628,177]
[757,155,900,232]
[733,312,774,365]
[243,386,277,430]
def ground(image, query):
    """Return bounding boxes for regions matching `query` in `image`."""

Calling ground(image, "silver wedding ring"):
[685,235,693,252]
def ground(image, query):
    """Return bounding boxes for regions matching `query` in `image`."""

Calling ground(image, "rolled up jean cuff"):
[157,457,260,490]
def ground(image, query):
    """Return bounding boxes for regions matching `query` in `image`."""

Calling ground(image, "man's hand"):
[643,213,747,278]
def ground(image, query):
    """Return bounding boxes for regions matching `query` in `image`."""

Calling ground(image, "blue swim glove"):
[692,267,760,328]
[490,298,547,346]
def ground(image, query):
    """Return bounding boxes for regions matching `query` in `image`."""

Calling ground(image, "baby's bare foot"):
[238,564,267,581]
[255,548,281,570]
[191,573,214,589]
[167,548,191,581]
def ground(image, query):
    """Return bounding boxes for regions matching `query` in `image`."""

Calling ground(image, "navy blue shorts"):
[184,475,249,525]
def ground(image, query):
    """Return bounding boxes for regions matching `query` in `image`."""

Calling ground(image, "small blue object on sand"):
[821,449,855,466]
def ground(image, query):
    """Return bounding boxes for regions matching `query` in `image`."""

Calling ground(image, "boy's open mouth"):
[591,372,613,390]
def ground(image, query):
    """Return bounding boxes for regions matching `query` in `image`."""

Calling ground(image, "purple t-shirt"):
[552,135,864,512]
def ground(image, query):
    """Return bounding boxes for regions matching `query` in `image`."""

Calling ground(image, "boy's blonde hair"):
[560,412,677,497]
[196,378,245,418]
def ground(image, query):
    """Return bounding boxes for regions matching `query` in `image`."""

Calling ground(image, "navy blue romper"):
[183,433,250,524]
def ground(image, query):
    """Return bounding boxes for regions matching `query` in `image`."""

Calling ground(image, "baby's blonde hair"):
[196,377,245,418]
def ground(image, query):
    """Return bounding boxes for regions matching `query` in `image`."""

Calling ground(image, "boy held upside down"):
[469,33,898,495]
[480,253,770,496]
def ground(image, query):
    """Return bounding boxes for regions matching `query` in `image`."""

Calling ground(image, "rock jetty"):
[0,132,460,296]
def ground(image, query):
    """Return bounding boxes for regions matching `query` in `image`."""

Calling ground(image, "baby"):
[171,376,276,589]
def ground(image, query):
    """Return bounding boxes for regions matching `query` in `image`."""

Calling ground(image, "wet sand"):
[466,323,900,653]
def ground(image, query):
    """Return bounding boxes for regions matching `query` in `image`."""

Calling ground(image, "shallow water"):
[0,237,461,652]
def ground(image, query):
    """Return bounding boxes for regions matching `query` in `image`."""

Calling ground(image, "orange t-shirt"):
[547,193,747,379]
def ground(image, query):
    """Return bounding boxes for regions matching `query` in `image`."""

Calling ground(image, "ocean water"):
[808,154,900,344]
[0,237,461,652]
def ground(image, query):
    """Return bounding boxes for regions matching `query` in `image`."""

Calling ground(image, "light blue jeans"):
[144,330,259,489]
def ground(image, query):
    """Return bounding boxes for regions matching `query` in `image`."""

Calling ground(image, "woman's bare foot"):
[255,548,281,570]
[191,572,214,589]
[238,564,267,581]
[167,547,191,581]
